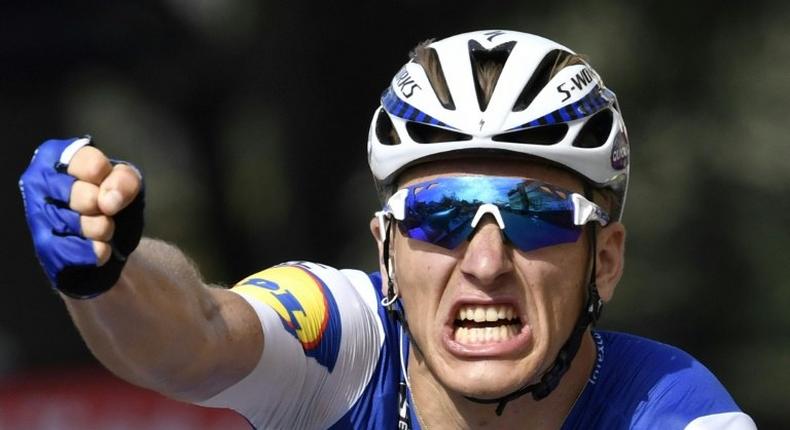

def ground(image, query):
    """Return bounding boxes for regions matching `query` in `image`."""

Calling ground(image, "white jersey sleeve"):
[197,261,384,430]
[684,412,756,430]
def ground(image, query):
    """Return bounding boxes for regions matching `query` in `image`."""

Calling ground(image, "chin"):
[437,358,535,400]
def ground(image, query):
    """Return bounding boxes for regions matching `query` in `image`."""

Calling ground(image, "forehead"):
[397,158,585,192]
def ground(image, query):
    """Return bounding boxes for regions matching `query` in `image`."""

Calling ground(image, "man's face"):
[379,159,606,399]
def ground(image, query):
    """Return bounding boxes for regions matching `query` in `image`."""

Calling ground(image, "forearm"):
[63,237,259,400]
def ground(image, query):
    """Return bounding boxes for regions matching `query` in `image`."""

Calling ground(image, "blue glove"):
[19,136,145,298]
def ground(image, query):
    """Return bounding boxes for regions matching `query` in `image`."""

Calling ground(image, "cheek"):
[518,244,588,323]
[393,237,457,322]
[393,235,456,284]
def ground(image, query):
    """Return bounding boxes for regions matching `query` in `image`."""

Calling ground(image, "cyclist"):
[19,30,755,429]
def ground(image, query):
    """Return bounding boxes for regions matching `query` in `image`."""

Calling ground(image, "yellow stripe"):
[231,265,328,345]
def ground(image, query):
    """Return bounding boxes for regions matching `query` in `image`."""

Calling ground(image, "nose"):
[459,215,514,285]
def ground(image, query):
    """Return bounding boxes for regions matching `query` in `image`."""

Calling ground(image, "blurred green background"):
[1,1,787,427]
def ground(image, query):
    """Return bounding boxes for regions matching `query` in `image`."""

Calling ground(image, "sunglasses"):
[377,176,609,252]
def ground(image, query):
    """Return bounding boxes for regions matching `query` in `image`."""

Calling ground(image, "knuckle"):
[98,216,115,241]
[92,241,111,266]
[76,146,105,162]
[103,166,142,199]
[68,147,111,183]
[70,181,99,214]
[84,160,109,181]
[81,215,115,241]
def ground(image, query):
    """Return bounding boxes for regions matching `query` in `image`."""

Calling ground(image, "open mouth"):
[452,304,523,345]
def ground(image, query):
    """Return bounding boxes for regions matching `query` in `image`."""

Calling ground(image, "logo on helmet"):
[394,67,422,98]
[483,30,507,42]
[611,132,629,170]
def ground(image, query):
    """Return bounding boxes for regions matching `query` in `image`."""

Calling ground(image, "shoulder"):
[595,331,729,397]
[566,331,755,430]
[201,263,397,429]
[231,261,386,367]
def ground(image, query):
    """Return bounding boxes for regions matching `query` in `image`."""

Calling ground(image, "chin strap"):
[380,216,412,334]
[464,183,604,416]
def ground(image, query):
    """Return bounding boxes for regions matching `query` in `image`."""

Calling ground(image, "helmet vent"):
[513,49,573,112]
[407,122,472,143]
[492,124,568,145]
[469,40,517,112]
[419,47,456,110]
[375,108,401,146]
[572,109,613,148]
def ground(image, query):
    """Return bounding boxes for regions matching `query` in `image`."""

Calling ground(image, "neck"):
[408,330,596,430]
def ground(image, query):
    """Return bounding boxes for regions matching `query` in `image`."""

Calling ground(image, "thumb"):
[97,163,142,216]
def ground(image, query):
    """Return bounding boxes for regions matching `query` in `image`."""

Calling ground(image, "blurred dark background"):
[1,0,788,428]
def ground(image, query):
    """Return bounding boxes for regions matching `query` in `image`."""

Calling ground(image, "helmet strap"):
[464,183,603,415]
[381,217,411,334]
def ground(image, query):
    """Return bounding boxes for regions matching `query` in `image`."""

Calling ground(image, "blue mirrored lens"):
[397,177,582,251]
[400,185,478,249]
[500,212,581,251]
[498,181,581,251]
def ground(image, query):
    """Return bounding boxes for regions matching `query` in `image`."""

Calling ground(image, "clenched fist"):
[19,137,144,298]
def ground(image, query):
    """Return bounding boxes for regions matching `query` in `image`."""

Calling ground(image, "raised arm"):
[20,138,262,402]
[64,238,262,402]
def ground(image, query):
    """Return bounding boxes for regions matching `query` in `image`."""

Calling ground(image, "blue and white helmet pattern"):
[368,30,630,219]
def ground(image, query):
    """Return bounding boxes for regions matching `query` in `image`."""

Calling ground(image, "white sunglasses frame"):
[375,183,610,243]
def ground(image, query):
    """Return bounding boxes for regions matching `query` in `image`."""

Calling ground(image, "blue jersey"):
[199,263,755,430]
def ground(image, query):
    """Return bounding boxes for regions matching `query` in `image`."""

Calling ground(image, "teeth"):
[456,305,519,322]
[452,304,522,345]
[454,324,522,344]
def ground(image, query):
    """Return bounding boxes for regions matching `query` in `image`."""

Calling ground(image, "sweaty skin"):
[61,146,263,402]
[370,158,626,429]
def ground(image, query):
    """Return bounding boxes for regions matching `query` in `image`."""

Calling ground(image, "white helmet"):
[367,30,630,219]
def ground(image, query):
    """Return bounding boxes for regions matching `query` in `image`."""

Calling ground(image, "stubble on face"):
[391,158,591,399]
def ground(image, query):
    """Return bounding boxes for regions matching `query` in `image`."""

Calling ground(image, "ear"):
[370,216,384,252]
[370,216,389,296]
[595,221,626,303]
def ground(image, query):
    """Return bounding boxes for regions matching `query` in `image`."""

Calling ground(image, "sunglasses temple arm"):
[572,194,610,226]
[377,213,401,309]
[376,188,409,243]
